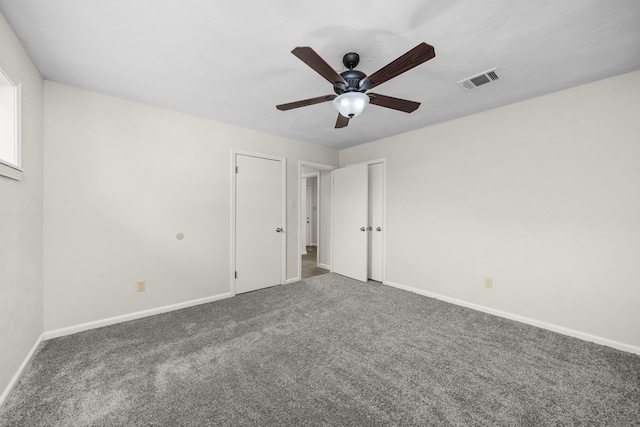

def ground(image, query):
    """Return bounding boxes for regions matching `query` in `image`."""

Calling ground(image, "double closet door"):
[332,162,384,282]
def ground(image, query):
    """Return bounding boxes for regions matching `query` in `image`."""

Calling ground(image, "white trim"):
[229,149,237,295]
[318,263,331,270]
[279,156,287,285]
[300,161,337,171]
[298,160,337,281]
[45,292,233,340]
[379,161,387,284]
[383,280,640,356]
[0,332,44,409]
[313,173,320,268]
[330,168,334,272]
[0,158,22,181]
[15,83,21,169]
[284,277,300,285]
[302,173,319,259]
[0,71,22,180]
[342,157,387,168]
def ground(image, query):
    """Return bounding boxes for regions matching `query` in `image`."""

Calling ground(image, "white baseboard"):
[284,277,300,284]
[383,280,640,356]
[45,292,233,340]
[0,332,44,409]
[318,263,331,270]
[310,243,317,247]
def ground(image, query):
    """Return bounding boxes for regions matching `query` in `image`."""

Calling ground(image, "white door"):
[301,178,307,253]
[235,154,283,294]
[306,187,312,245]
[332,164,368,282]
[368,163,383,281]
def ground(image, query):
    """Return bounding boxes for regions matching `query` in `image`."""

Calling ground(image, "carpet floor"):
[1,274,639,426]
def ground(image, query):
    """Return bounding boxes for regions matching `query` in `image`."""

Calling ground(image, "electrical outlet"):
[137,280,146,292]
[484,278,493,289]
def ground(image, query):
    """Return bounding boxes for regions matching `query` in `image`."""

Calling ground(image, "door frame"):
[297,160,336,282]
[230,149,287,295]
[302,171,319,252]
[341,158,387,284]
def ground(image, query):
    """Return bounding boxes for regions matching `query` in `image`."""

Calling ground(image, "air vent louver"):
[458,68,500,90]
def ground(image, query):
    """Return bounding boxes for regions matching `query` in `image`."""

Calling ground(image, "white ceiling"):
[1,0,639,150]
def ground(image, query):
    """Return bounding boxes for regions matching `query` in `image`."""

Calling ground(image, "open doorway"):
[299,161,335,280]
[301,173,327,279]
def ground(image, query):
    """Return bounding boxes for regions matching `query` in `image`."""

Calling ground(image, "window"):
[0,67,21,180]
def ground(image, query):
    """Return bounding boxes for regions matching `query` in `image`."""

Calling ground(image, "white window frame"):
[0,67,22,181]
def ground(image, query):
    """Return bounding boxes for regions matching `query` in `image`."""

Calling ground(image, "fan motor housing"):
[335,69,367,94]
[332,52,367,94]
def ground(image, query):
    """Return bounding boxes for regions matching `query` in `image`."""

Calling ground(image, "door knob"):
[376,227,382,231]
[276,227,283,233]
[360,227,366,232]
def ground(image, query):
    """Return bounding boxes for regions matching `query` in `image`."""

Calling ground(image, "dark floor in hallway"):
[302,246,329,279]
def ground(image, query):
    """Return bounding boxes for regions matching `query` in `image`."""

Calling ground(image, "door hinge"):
[234,271,238,279]
[235,166,238,174]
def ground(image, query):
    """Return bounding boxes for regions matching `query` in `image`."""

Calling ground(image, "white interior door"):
[333,163,368,282]
[301,178,307,253]
[368,163,383,281]
[235,154,283,294]
[306,187,312,245]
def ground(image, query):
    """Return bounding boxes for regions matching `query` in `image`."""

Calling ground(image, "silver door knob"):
[360,227,366,232]
[276,227,283,233]
[376,227,382,231]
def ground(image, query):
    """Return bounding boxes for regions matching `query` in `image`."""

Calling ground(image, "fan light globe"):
[332,92,369,118]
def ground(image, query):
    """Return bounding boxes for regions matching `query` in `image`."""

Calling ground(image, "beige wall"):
[340,70,640,351]
[43,82,338,331]
[0,12,44,401]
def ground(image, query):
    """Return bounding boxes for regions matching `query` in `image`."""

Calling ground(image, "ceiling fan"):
[276,42,435,128]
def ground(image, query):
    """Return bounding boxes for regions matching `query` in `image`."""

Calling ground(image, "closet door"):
[332,164,368,282]
[368,163,383,281]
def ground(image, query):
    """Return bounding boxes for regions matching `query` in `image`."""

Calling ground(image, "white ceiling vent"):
[458,68,500,90]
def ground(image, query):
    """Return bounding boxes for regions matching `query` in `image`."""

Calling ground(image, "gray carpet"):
[1,274,639,426]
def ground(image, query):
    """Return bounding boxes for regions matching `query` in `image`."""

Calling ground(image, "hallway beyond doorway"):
[301,246,329,279]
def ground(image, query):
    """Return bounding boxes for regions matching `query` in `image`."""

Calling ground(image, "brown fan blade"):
[335,113,349,128]
[292,47,347,86]
[368,93,421,113]
[362,43,435,90]
[276,95,336,111]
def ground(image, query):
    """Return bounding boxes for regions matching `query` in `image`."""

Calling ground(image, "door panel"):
[306,187,312,245]
[236,154,283,294]
[333,164,368,282]
[301,178,307,252]
[368,163,383,281]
